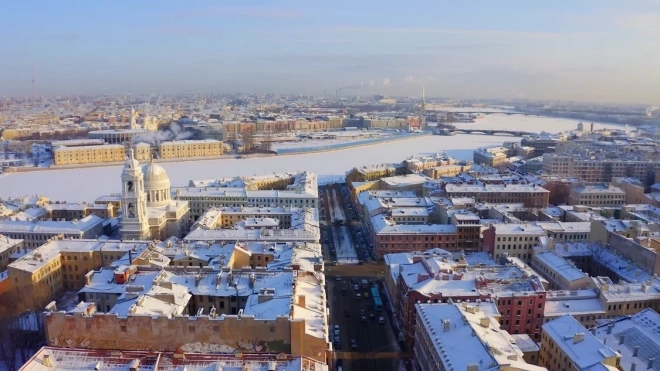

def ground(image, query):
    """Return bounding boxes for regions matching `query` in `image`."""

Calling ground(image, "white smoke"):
[132,122,193,145]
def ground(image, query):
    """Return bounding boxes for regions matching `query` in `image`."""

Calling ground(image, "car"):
[360,309,365,316]
[369,313,375,320]
[334,325,340,334]
[353,284,359,290]
[335,276,341,281]
[334,341,341,349]
[332,261,338,266]
[350,339,358,349]
[356,293,362,300]
[341,289,347,296]
[361,316,367,323]
[378,317,385,324]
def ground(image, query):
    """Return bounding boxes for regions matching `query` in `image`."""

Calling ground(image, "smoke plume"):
[132,122,193,145]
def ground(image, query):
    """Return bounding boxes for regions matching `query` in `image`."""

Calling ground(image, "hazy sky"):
[1,0,659,104]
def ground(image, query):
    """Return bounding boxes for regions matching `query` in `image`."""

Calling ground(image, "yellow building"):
[134,142,152,160]
[158,139,223,159]
[53,144,126,166]
[0,236,24,271]
[541,315,628,370]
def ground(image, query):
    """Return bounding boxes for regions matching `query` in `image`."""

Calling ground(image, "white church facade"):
[120,149,189,240]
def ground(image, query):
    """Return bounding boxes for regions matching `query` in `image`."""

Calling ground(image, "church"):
[120,149,190,240]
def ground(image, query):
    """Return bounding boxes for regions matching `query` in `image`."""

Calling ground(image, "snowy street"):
[333,226,359,263]
[330,189,346,222]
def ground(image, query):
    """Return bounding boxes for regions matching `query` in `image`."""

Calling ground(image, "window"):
[120,326,127,332]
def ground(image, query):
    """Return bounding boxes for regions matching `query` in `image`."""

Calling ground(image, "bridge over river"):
[437,128,538,137]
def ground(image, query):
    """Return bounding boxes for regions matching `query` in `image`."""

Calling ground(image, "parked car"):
[350,339,358,349]
[378,317,385,324]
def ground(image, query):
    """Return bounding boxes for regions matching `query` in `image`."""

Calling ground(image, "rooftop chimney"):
[479,317,490,328]
[634,346,640,357]
[573,333,585,344]
[649,358,655,370]
[443,319,451,332]
[298,295,306,308]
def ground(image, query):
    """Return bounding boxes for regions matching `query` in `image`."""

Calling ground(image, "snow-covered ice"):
[0,115,620,201]
[333,226,358,263]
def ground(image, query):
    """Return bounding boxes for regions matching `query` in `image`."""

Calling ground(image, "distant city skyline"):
[1,0,659,104]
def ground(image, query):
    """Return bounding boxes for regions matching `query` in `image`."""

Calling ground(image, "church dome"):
[142,162,171,190]
[142,161,172,207]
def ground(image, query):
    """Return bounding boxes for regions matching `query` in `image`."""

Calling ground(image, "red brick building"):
[391,254,546,348]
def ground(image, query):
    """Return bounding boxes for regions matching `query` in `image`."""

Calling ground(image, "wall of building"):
[44,311,326,363]
[54,145,126,166]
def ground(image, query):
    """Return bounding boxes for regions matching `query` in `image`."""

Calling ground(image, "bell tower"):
[120,148,150,240]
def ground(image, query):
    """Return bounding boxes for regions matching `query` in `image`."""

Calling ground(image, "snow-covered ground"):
[334,226,358,263]
[0,115,621,201]
[330,189,346,222]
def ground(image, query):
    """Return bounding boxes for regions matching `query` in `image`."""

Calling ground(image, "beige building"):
[474,147,508,167]
[44,202,114,220]
[0,214,105,249]
[0,236,24,271]
[173,172,318,222]
[5,238,168,310]
[422,164,471,179]
[45,265,330,364]
[53,144,125,166]
[158,139,223,159]
[568,184,626,207]
[531,250,589,291]
[134,142,152,160]
[542,153,660,183]
[445,183,550,208]
[345,163,407,183]
[540,315,621,370]
[611,177,647,204]
[23,347,329,371]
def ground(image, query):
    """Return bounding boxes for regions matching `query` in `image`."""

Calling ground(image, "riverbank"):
[5,132,428,173]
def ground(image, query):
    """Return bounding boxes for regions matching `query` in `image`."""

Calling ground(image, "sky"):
[1,0,659,104]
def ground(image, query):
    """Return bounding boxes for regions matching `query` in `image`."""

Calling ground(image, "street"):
[327,276,408,371]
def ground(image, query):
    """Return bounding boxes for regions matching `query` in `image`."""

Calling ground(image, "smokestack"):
[648,358,655,370]
[634,346,640,357]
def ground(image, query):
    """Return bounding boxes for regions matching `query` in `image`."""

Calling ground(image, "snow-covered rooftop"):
[22,347,328,371]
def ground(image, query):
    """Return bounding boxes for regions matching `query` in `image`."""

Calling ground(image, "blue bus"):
[371,287,383,311]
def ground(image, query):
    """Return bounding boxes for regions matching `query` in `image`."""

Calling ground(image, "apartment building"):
[540,315,621,370]
[45,265,330,364]
[5,238,166,310]
[541,309,660,371]
[390,253,547,347]
[345,163,407,183]
[414,302,546,371]
[530,250,589,290]
[158,139,223,159]
[53,144,126,166]
[521,135,561,154]
[611,177,648,204]
[0,236,24,271]
[445,183,550,208]
[543,290,606,329]
[589,276,660,319]
[370,214,458,258]
[568,184,626,207]
[474,147,509,167]
[0,214,105,248]
[482,223,545,262]
[542,153,660,183]
[173,172,318,222]
[43,202,115,220]
[23,347,329,371]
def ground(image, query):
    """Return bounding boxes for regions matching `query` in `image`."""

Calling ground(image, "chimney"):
[633,346,639,357]
[480,317,490,328]
[43,354,52,367]
[129,359,140,371]
[619,334,625,345]
[298,295,306,308]
[573,333,585,344]
[443,319,451,332]
[607,323,614,334]
[649,358,655,370]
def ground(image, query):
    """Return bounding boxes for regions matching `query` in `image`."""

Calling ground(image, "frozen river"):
[0,114,621,201]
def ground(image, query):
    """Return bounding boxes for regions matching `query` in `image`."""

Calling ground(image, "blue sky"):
[1,0,659,103]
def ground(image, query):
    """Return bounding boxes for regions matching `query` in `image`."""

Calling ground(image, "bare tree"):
[261,130,273,152]
[241,127,255,154]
